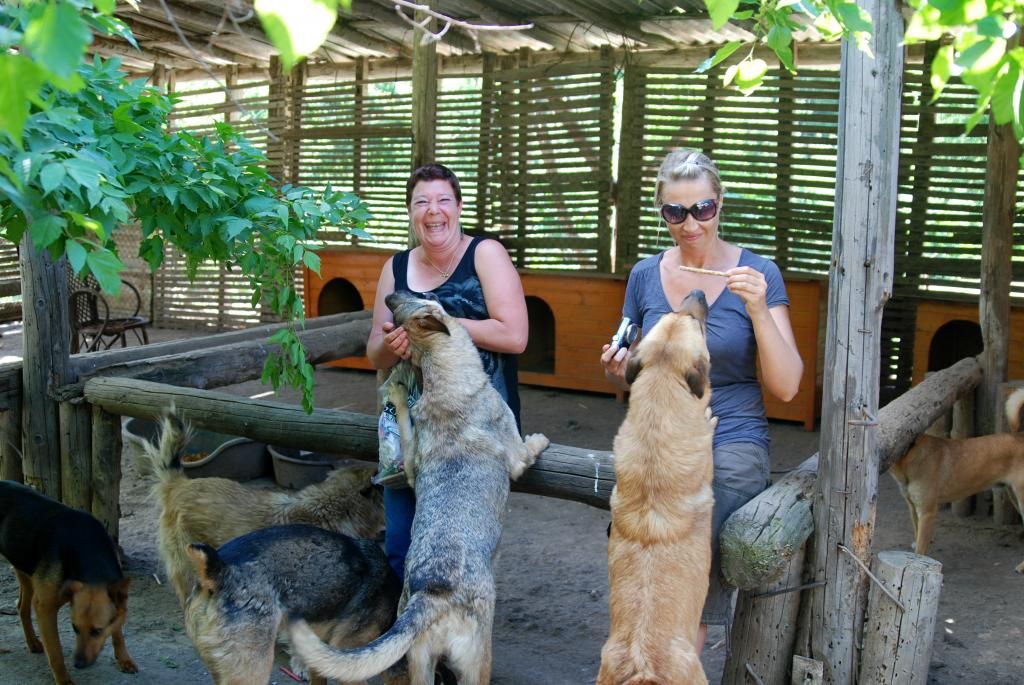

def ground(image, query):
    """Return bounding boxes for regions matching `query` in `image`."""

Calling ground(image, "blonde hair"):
[653,149,724,206]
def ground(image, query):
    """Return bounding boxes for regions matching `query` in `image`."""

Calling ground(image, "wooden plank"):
[91,405,122,543]
[411,1,437,171]
[59,401,92,511]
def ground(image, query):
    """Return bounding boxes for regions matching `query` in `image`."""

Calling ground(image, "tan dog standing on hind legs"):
[598,290,716,685]
[889,386,1024,571]
[290,290,549,685]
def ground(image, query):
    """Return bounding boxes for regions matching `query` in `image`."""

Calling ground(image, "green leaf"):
[255,0,338,71]
[696,41,743,74]
[85,248,124,295]
[22,1,92,80]
[64,157,102,189]
[66,239,87,273]
[94,0,116,14]
[302,250,321,274]
[30,214,66,250]
[0,55,46,147]
[835,2,872,34]
[734,58,768,94]
[40,162,66,196]
[222,216,253,238]
[766,24,795,72]
[704,0,741,30]
[930,44,954,99]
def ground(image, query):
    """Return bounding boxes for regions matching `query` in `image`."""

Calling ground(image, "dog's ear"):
[684,359,710,399]
[186,543,223,593]
[61,580,84,603]
[421,314,451,336]
[108,577,130,608]
[624,353,643,386]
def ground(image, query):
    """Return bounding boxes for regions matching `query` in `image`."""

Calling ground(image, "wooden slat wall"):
[162,76,278,330]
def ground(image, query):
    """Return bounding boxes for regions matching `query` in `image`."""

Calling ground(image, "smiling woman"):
[363,162,529,583]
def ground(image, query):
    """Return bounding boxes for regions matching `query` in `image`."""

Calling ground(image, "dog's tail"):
[288,591,440,681]
[1006,387,1024,433]
[137,409,192,484]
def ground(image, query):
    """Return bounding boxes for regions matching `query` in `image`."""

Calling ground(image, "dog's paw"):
[704,406,719,430]
[288,654,311,681]
[386,380,409,408]
[524,433,549,458]
[117,656,139,674]
[1016,560,1024,574]
[26,636,43,653]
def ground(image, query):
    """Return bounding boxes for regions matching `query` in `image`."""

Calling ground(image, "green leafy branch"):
[699,0,873,93]
[1,3,373,413]
[905,0,1024,139]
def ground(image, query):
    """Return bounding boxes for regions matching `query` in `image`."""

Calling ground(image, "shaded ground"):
[0,324,1021,684]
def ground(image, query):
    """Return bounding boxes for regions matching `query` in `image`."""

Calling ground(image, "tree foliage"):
[0,1,371,413]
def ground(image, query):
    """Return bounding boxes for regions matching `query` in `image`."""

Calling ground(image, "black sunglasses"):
[658,199,719,224]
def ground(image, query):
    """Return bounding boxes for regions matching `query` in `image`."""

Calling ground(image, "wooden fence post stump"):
[91,406,122,542]
[724,542,807,685]
[59,401,92,511]
[859,551,942,685]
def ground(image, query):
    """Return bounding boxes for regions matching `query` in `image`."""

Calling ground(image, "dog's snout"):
[681,289,708,322]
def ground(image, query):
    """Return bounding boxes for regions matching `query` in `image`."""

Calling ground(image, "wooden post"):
[476,52,496,234]
[0,396,23,483]
[59,402,92,511]
[976,90,1019,438]
[993,382,1022,524]
[724,542,807,685]
[806,0,904,680]
[515,47,530,267]
[352,56,368,235]
[614,59,646,275]
[91,405,122,541]
[19,237,73,498]
[266,55,288,185]
[858,551,943,685]
[411,1,438,172]
[595,45,614,274]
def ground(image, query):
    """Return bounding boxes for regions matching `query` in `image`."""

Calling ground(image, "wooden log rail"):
[720,356,983,591]
[84,377,617,508]
[0,310,372,411]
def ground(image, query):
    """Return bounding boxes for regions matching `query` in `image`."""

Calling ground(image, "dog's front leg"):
[32,588,73,685]
[111,625,138,673]
[388,383,417,489]
[507,433,549,481]
[15,571,43,653]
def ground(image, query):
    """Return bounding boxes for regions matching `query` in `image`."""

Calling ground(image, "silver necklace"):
[424,242,460,279]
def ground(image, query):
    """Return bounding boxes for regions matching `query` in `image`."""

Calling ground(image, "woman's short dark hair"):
[405,163,462,207]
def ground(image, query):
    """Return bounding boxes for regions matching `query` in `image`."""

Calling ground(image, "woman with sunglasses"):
[600,148,803,652]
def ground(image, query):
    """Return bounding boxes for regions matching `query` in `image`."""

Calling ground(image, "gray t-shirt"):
[623,248,789,449]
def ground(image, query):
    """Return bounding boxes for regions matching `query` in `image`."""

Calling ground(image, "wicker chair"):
[68,271,150,353]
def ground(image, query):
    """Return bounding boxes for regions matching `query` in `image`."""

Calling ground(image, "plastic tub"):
[269,445,355,489]
[123,417,270,481]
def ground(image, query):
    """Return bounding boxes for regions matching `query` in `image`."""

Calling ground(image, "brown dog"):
[597,290,715,685]
[136,413,385,604]
[890,387,1024,571]
[0,481,136,685]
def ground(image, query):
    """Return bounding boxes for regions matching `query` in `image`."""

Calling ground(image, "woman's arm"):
[751,304,803,402]
[366,256,407,369]
[457,239,529,354]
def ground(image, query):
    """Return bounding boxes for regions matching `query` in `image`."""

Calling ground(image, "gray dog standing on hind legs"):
[290,290,549,685]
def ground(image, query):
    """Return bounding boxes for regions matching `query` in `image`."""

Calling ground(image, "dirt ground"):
[0,324,1021,684]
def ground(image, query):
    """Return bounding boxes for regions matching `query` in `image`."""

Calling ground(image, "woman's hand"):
[600,343,631,390]
[382,321,411,360]
[725,266,768,315]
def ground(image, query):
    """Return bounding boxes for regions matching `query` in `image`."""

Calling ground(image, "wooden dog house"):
[911,301,1024,386]
[305,248,823,429]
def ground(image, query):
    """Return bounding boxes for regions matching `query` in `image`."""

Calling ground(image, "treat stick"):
[678,264,729,277]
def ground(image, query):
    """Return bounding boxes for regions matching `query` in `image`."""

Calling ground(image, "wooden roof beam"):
[119,18,260,66]
[540,0,677,48]
[355,0,481,54]
[89,36,198,70]
[452,0,583,51]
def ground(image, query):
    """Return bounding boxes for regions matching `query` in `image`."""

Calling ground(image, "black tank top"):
[392,236,521,427]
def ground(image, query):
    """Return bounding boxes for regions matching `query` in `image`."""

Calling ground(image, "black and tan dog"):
[597,290,715,685]
[184,523,402,685]
[890,386,1024,571]
[290,290,549,685]
[136,412,385,605]
[0,480,136,685]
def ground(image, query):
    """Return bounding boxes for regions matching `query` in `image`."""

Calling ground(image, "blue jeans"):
[383,486,416,579]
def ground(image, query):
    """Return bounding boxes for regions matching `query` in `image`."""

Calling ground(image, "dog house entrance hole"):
[521,296,554,374]
[927,319,983,373]
[318,279,364,315]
